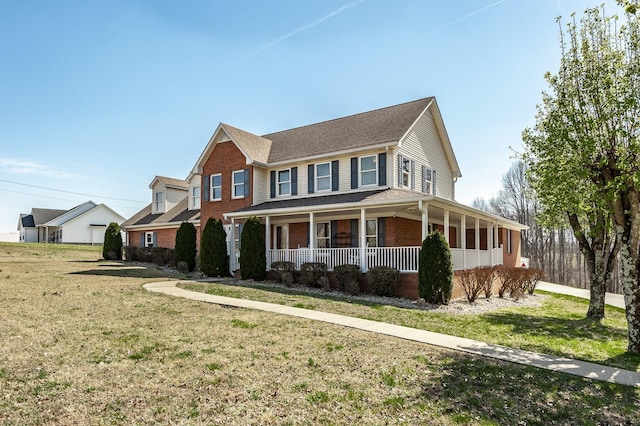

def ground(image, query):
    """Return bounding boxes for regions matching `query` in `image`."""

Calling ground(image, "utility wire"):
[0,179,146,203]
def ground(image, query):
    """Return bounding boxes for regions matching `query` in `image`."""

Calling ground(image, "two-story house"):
[121,176,201,248]
[187,97,526,296]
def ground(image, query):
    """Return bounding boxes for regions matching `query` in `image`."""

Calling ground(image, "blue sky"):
[0,0,622,235]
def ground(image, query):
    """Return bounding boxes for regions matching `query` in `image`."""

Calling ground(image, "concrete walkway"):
[537,281,626,309]
[143,280,640,388]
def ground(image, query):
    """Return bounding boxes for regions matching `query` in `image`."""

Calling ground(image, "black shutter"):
[306,222,310,247]
[331,220,338,248]
[410,160,415,190]
[378,153,386,186]
[377,218,386,247]
[203,175,210,202]
[350,219,358,247]
[140,233,144,247]
[421,166,426,193]
[244,168,250,197]
[397,154,403,186]
[291,167,298,196]
[350,157,358,189]
[270,171,276,198]
[153,232,158,248]
[331,160,339,191]
[308,164,314,194]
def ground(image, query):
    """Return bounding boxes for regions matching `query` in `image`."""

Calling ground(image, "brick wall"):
[200,141,253,230]
[127,226,201,250]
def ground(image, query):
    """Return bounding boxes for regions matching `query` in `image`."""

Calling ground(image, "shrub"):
[525,268,545,295]
[496,266,530,301]
[271,261,296,287]
[418,231,453,305]
[458,266,496,303]
[334,264,361,295]
[174,222,197,272]
[200,218,229,277]
[176,261,189,274]
[239,216,266,280]
[129,247,174,266]
[368,266,399,297]
[123,246,137,262]
[301,262,328,289]
[102,222,123,260]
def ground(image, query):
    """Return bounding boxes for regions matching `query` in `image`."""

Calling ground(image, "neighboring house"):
[17,201,126,244]
[120,176,201,249]
[188,97,527,283]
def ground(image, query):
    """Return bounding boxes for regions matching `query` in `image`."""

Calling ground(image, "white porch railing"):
[267,246,502,273]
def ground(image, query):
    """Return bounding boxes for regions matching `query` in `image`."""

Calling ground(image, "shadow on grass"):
[417,352,640,424]
[69,262,186,280]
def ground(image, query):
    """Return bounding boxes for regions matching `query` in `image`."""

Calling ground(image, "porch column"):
[360,208,367,271]
[421,202,429,241]
[475,217,480,267]
[265,216,271,270]
[309,212,315,262]
[230,218,236,271]
[461,215,466,269]
[494,223,500,266]
[489,223,494,266]
[444,209,450,245]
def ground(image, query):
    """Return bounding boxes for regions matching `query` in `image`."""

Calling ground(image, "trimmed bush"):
[525,268,545,295]
[200,218,229,277]
[271,261,296,287]
[458,266,496,303]
[368,266,399,297]
[301,262,328,289]
[418,231,453,305]
[103,222,123,260]
[124,246,174,266]
[123,246,137,262]
[239,216,266,280]
[175,222,197,272]
[496,266,533,301]
[335,264,361,295]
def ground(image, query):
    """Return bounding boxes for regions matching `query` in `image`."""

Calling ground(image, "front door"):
[276,225,289,249]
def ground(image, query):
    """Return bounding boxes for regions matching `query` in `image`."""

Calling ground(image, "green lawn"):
[180,281,640,372]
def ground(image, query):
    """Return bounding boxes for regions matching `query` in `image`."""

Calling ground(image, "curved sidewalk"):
[144,280,640,388]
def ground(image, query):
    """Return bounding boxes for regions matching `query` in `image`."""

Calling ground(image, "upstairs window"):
[360,155,377,186]
[278,169,291,196]
[192,185,201,209]
[154,191,163,213]
[211,174,222,201]
[232,170,248,199]
[402,157,411,187]
[316,162,331,192]
[422,167,436,195]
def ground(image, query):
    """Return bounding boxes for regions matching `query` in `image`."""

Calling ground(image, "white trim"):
[359,154,378,187]
[211,173,222,201]
[315,162,332,193]
[276,168,291,197]
[231,170,246,199]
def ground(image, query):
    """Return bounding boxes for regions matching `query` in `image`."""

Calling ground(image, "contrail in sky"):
[423,0,509,38]
[231,0,365,64]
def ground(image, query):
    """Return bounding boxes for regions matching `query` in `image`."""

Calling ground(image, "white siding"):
[166,187,186,211]
[188,175,201,211]
[253,167,268,205]
[397,112,454,200]
[60,205,125,244]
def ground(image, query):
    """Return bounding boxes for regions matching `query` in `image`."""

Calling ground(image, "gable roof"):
[150,176,189,190]
[45,201,98,226]
[121,197,200,229]
[264,97,434,163]
[192,96,461,177]
[31,208,67,226]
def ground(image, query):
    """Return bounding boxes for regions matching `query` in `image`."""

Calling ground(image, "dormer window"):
[192,185,201,209]
[154,191,164,213]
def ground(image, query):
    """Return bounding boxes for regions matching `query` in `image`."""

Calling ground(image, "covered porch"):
[224,190,523,273]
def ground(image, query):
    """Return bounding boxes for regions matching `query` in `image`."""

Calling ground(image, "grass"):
[180,279,640,372]
[0,242,638,425]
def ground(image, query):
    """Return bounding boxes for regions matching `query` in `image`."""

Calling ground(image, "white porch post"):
[265,216,271,270]
[489,223,494,266]
[360,208,367,271]
[230,218,236,271]
[421,202,429,241]
[309,212,315,262]
[494,223,500,265]
[461,215,467,269]
[475,217,480,267]
[444,209,450,245]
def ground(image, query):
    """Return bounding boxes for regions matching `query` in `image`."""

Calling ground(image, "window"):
[192,185,201,208]
[211,174,222,201]
[360,155,377,186]
[277,169,291,196]
[366,219,377,247]
[145,232,154,248]
[154,191,163,213]
[402,157,411,187]
[423,167,435,195]
[316,162,331,192]
[316,222,330,248]
[232,170,245,199]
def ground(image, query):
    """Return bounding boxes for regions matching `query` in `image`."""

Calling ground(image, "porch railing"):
[267,246,504,273]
